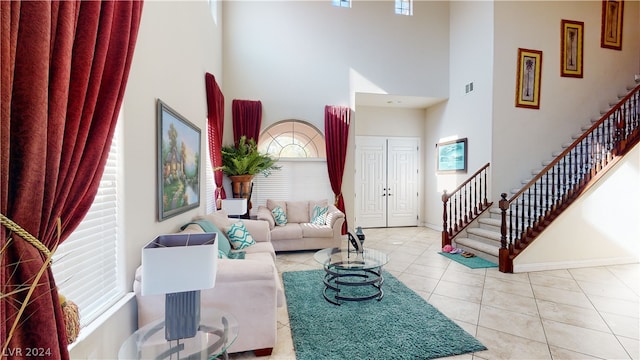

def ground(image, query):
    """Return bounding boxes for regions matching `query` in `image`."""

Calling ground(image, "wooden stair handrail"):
[441,163,492,247]
[508,83,640,203]
[499,82,640,273]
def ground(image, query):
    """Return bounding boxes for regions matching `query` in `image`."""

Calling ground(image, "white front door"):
[387,138,419,227]
[355,136,419,228]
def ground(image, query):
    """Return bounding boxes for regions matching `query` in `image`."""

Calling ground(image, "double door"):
[355,136,419,228]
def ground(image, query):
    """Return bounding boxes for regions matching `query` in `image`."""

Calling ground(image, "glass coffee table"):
[314,247,390,305]
[119,308,238,360]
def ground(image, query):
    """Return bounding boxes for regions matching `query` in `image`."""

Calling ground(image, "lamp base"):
[165,290,201,341]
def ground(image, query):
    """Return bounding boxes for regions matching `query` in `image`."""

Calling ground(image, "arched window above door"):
[258,120,326,158]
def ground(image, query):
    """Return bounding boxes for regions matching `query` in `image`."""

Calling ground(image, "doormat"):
[439,251,498,269]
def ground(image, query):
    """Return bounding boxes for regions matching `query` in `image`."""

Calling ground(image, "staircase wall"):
[513,143,640,273]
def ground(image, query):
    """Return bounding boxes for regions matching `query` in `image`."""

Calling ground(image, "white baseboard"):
[513,256,640,273]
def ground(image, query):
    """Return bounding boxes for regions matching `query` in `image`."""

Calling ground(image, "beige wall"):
[514,143,640,272]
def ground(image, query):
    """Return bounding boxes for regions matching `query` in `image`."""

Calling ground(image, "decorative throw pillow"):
[272,206,288,226]
[311,205,329,225]
[225,221,256,250]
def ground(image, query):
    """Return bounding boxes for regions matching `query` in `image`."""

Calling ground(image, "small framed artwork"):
[600,0,624,50]
[157,99,201,221]
[515,48,543,109]
[561,20,584,78]
[437,138,467,173]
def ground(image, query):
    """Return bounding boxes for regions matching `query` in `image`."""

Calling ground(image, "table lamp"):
[141,233,218,341]
[221,198,248,217]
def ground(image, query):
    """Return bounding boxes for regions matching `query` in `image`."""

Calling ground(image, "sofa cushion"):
[181,219,232,257]
[199,210,233,232]
[266,199,286,212]
[300,223,334,238]
[286,201,310,223]
[226,221,257,250]
[309,199,329,218]
[270,223,303,240]
[311,205,328,225]
[271,206,287,226]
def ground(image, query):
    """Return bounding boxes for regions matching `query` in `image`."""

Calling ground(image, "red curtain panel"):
[232,99,262,144]
[205,73,227,207]
[324,105,351,234]
[0,1,143,356]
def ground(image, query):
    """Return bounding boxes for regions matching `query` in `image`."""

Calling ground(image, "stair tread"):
[478,217,501,226]
[467,227,502,241]
[455,237,500,255]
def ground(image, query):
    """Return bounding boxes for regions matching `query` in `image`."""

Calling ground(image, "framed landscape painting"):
[157,99,201,221]
[437,138,467,173]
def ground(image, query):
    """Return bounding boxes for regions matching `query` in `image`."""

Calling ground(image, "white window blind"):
[52,123,122,328]
[251,160,334,214]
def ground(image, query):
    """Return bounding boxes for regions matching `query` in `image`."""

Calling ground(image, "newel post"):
[498,193,513,273]
[441,190,450,248]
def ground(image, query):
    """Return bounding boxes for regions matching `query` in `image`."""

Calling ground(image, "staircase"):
[444,78,640,271]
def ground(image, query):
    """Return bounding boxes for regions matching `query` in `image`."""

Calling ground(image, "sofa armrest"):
[239,219,271,243]
[256,206,275,230]
[326,204,345,229]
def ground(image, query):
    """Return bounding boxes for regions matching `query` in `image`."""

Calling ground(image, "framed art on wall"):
[561,20,584,78]
[515,48,543,109]
[437,138,467,173]
[157,99,201,221]
[600,0,624,50]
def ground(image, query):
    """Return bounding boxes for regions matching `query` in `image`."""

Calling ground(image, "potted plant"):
[218,136,280,199]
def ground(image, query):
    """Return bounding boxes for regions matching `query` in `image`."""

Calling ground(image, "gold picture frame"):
[561,20,584,78]
[515,48,543,110]
[600,0,624,50]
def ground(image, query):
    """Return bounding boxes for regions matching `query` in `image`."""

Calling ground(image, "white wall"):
[514,143,640,272]
[423,1,494,229]
[69,1,222,357]
[222,0,450,229]
[491,1,640,197]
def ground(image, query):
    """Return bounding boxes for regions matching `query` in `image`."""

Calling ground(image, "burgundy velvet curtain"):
[324,105,351,234]
[0,1,143,357]
[232,99,262,144]
[205,73,226,208]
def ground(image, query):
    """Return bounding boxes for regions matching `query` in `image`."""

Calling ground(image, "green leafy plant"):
[218,136,280,177]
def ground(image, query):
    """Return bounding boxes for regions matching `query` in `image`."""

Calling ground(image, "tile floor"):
[230,227,640,360]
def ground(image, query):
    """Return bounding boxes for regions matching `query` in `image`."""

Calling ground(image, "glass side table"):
[119,308,238,360]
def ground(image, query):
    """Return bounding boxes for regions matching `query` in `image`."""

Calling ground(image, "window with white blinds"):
[52,123,123,328]
[250,160,334,213]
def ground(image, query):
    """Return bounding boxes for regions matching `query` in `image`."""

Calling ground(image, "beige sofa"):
[256,199,345,252]
[133,210,284,356]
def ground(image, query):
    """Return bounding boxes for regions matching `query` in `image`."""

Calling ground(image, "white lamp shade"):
[141,233,218,296]
[222,199,248,215]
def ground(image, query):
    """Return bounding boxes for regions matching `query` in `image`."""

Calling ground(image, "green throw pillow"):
[272,206,287,226]
[311,205,328,225]
[226,221,256,250]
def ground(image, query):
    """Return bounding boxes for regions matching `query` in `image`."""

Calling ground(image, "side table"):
[119,308,238,360]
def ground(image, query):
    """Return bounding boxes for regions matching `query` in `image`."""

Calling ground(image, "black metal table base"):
[322,265,385,305]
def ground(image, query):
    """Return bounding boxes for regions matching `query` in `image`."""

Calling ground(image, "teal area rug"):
[283,269,487,360]
[438,252,497,269]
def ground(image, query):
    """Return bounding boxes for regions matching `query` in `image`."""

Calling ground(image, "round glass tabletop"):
[119,308,239,360]
[314,247,389,270]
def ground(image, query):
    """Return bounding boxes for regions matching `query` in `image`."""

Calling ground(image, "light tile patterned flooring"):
[230,227,640,360]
